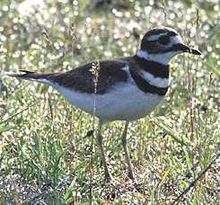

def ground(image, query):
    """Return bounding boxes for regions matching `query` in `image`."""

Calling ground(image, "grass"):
[0,0,219,204]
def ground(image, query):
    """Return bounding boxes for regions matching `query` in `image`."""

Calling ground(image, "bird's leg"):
[96,120,112,182]
[122,121,134,180]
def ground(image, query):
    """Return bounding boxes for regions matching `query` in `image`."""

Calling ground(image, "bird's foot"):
[127,171,135,181]
[104,172,114,183]
[126,172,146,194]
[133,182,145,193]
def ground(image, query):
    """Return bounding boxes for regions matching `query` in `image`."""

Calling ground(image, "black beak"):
[175,43,201,55]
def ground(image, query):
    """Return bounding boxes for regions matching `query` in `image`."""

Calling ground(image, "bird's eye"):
[158,36,170,45]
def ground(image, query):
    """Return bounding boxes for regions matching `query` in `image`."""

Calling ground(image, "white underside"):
[54,81,164,121]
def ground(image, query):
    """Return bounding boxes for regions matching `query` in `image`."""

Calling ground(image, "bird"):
[9,27,201,182]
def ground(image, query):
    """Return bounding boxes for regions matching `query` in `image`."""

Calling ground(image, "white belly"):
[55,82,165,121]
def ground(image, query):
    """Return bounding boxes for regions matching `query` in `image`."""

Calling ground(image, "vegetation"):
[0,0,219,204]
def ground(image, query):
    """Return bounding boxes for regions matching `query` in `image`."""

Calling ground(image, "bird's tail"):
[9,70,53,84]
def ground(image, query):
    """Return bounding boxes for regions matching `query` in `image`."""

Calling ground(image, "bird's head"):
[137,27,201,65]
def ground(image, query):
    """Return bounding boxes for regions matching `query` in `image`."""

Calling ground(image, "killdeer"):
[10,27,201,182]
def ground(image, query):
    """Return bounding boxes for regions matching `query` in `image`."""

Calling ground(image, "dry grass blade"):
[171,152,220,205]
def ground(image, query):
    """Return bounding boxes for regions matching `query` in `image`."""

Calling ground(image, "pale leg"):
[96,120,112,181]
[122,121,134,180]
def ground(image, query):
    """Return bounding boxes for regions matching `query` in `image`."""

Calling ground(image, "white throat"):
[137,50,180,65]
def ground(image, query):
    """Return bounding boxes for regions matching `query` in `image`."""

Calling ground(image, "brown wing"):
[47,60,128,94]
[10,59,129,94]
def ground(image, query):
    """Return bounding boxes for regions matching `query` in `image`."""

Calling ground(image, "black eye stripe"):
[147,35,172,44]
[158,36,170,45]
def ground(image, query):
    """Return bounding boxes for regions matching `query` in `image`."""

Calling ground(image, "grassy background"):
[0,0,219,204]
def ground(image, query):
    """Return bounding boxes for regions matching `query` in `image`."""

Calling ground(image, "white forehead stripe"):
[148,33,183,45]
[171,36,183,44]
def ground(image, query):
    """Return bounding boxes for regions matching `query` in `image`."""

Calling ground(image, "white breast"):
[55,81,165,121]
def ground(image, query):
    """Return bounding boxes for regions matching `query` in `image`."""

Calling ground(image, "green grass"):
[0,0,219,204]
